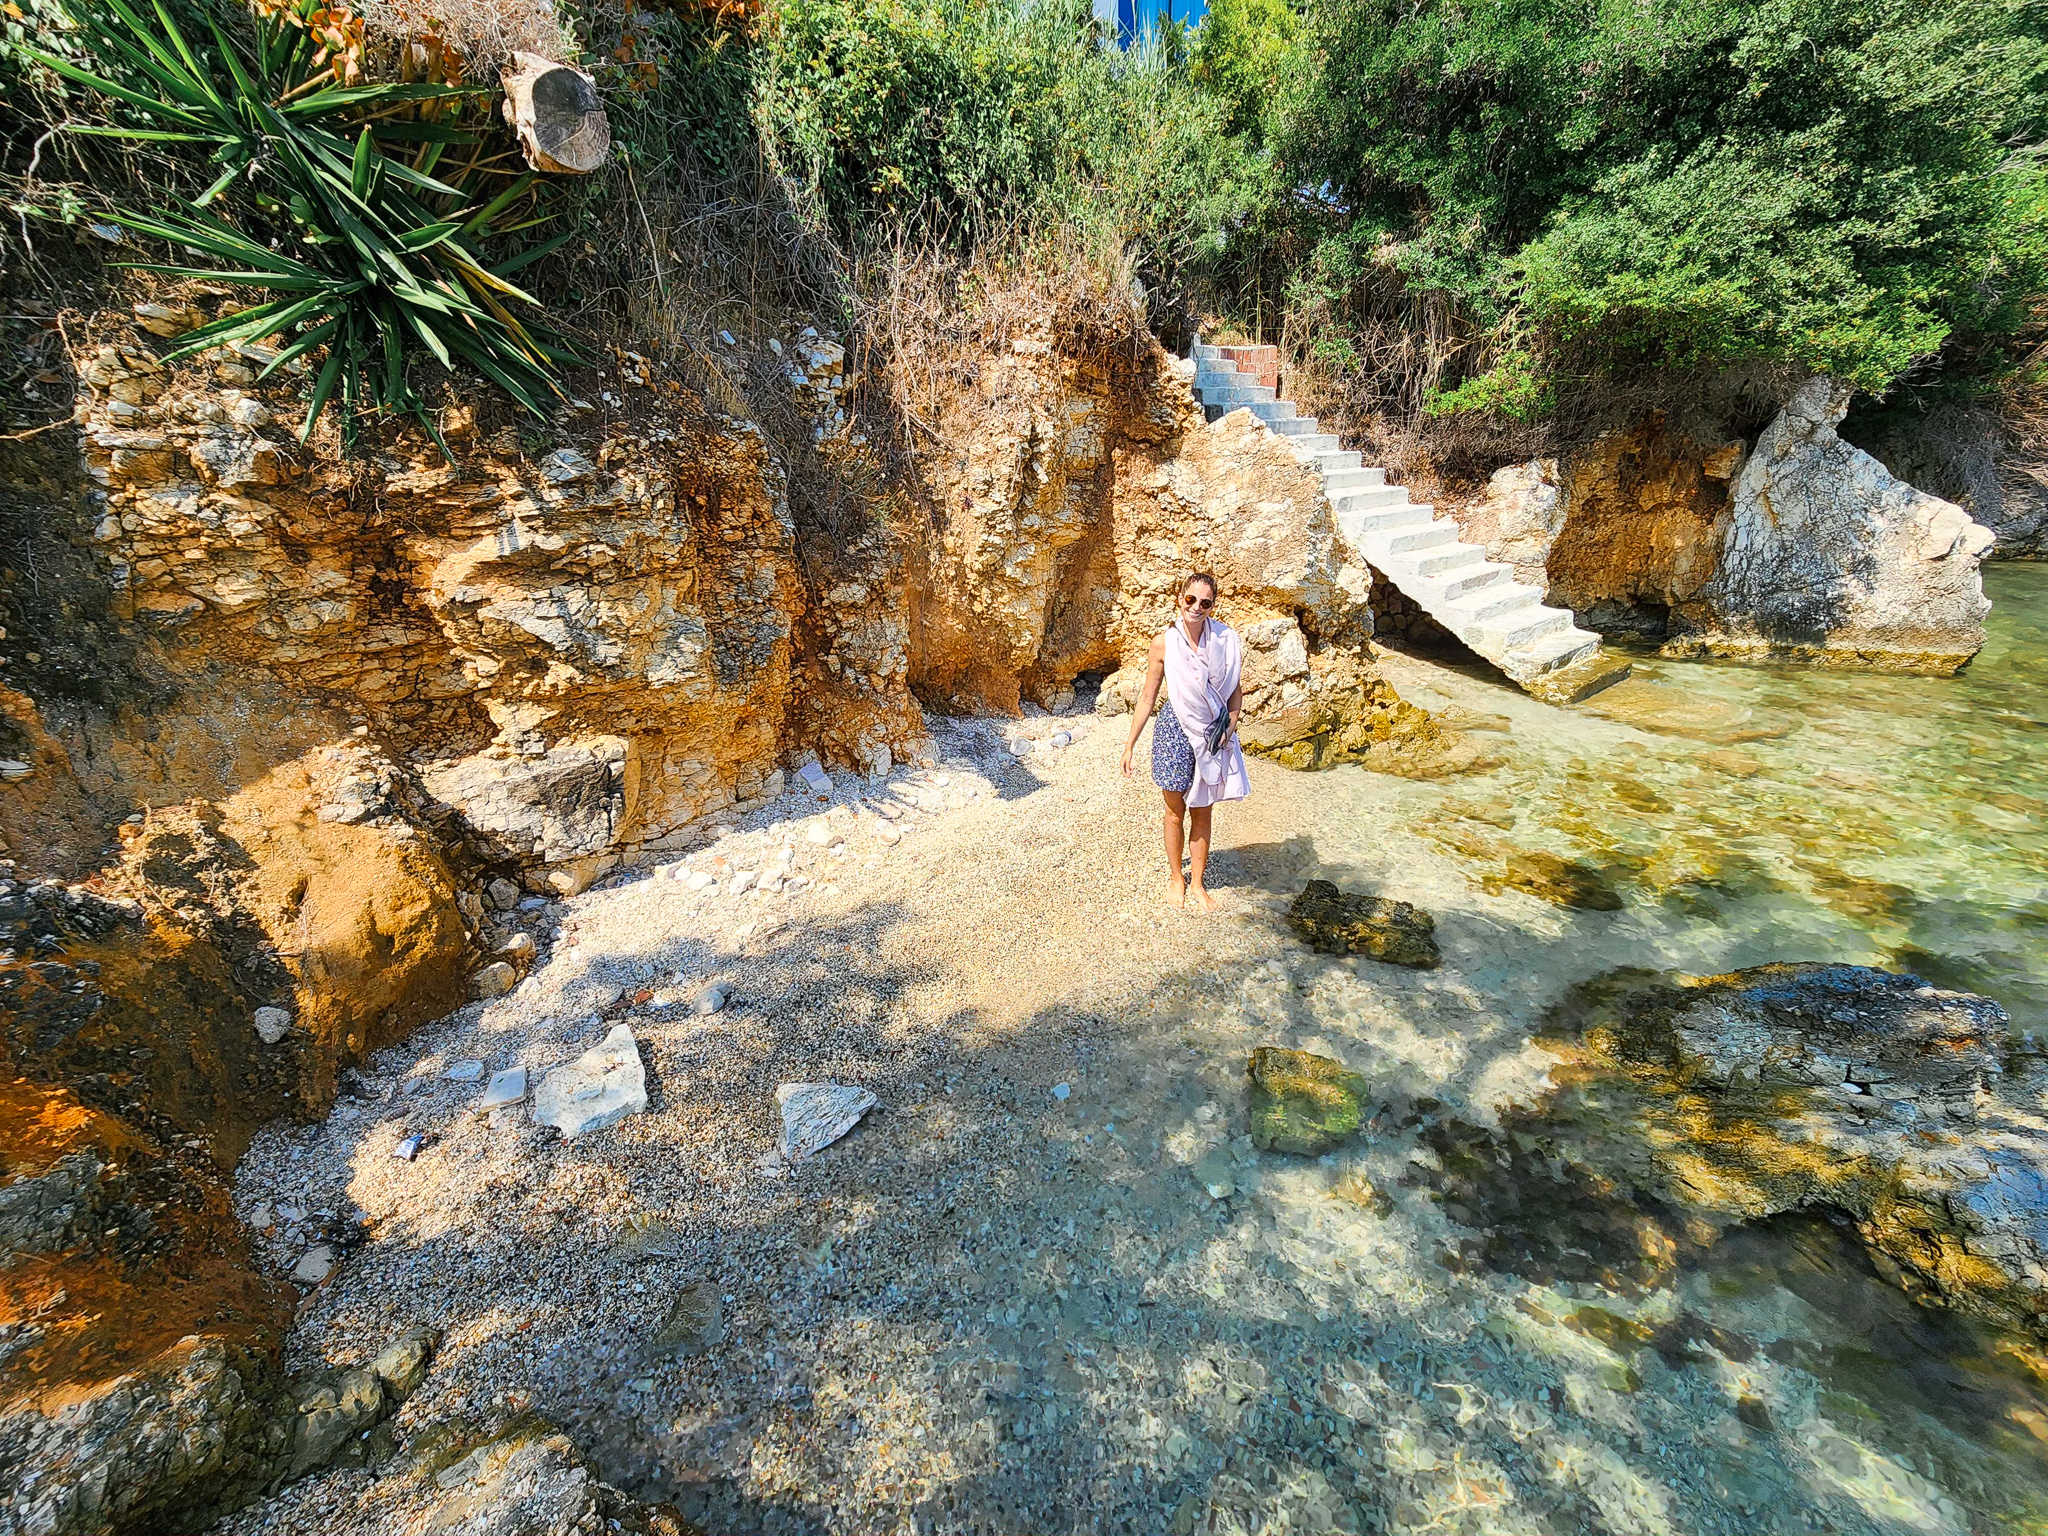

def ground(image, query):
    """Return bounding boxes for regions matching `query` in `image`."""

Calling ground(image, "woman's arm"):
[1227,674,1244,739]
[1120,638,1168,776]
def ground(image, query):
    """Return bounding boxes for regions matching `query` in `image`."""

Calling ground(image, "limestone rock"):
[1678,382,1995,674]
[1287,880,1440,968]
[533,1024,647,1138]
[423,742,626,867]
[252,1005,293,1044]
[1246,1047,1369,1157]
[777,1082,877,1161]
[471,961,517,999]
[478,1066,527,1109]
[1460,459,1567,594]
[1548,964,2048,1337]
[0,1327,435,1535]
[413,1424,610,1536]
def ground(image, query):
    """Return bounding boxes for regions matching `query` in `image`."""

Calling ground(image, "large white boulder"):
[1686,379,1996,674]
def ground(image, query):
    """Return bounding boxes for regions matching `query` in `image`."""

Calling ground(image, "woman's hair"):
[1181,571,1219,598]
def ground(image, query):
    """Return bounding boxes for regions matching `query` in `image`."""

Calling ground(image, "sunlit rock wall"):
[1462,383,1995,674]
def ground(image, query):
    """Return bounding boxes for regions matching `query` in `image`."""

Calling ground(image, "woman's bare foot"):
[1190,882,1220,913]
[1163,874,1187,908]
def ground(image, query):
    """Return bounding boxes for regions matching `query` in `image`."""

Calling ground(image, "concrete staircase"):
[1189,342,1627,702]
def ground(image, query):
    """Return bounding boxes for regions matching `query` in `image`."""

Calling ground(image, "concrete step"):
[1476,606,1570,652]
[1432,562,1513,600]
[1382,520,1458,554]
[1270,416,1319,436]
[1307,450,1364,475]
[1334,486,1408,514]
[1440,581,1546,626]
[1341,504,1432,540]
[1202,384,1277,405]
[1506,625,1603,674]
[1192,343,1224,361]
[1194,370,1246,391]
[1323,468,1383,498]
[1247,400,1299,423]
[1289,433,1342,456]
[1412,543,1487,578]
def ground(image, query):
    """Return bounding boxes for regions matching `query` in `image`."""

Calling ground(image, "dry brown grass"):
[355,0,575,77]
[848,215,1151,459]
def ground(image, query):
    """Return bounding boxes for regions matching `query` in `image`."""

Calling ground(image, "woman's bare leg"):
[1160,791,1188,907]
[1188,805,1218,911]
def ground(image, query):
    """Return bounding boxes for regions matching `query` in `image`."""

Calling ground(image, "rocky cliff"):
[1457,381,1998,674]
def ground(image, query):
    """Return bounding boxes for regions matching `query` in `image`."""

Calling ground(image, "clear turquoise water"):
[1378,561,2048,1038]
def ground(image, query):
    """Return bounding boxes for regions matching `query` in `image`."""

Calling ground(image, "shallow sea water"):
[1197,562,2048,1536]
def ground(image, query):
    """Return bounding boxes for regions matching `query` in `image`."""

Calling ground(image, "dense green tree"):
[1190,0,1300,142]
[1277,0,2048,402]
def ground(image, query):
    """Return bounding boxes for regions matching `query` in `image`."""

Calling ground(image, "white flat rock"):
[534,1025,648,1138]
[479,1066,527,1110]
[778,1082,878,1161]
[444,1059,485,1082]
[291,1245,336,1284]
[798,761,834,795]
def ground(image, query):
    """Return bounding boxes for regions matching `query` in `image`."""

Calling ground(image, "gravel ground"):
[216,680,2003,1536]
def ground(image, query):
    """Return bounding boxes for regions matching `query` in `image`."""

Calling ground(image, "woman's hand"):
[1120,744,1135,777]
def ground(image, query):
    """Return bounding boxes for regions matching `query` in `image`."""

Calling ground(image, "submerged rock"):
[1246,1047,1370,1156]
[1287,879,1440,968]
[1485,850,1623,911]
[645,1280,725,1360]
[1546,962,2048,1338]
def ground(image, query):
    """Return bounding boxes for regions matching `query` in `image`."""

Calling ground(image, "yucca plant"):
[27,0,581,451]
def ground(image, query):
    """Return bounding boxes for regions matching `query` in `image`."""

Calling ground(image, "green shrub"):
[23,0,573,448]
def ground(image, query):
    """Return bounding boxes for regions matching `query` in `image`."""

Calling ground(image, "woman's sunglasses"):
[1182,594,1215,610]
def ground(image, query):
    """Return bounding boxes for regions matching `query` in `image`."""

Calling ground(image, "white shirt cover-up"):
[1163,618,1250,807]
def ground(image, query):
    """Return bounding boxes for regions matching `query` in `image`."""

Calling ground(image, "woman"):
[1119,571,1249,910]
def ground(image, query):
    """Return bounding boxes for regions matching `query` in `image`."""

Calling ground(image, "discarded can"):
[394,1133,430,1161]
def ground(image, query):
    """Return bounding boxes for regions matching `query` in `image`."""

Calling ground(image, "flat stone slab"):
[1287,880,1440,968]
[479,1066,527,1111]
[534,1025,647,1137]
[1247,1047,1370,1157]
[778,1082,877,1161]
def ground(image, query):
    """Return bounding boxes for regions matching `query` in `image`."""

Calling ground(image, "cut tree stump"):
[500,52,609,174]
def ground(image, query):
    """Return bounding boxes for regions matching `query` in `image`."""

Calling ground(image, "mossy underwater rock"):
[1545,962,2048,1339]
[1287,879,1441,968]
[1486,850,1623,911]
[1247,1047,1370,1156]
